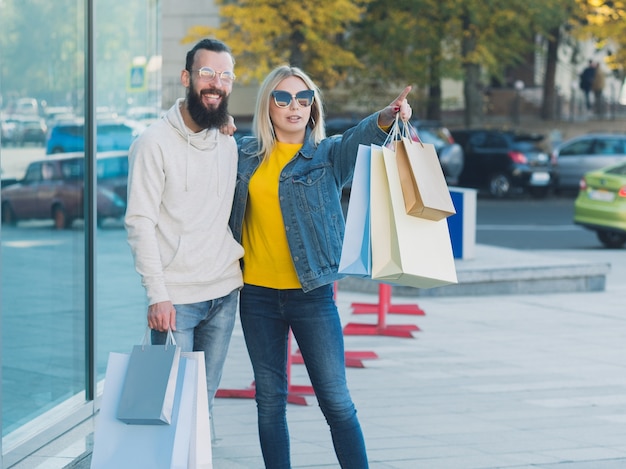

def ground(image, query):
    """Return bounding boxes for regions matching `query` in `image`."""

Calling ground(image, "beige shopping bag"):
[370,144,457,288]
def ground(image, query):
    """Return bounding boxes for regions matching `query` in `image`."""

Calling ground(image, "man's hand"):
[219,115,237,136]
[148,301,176,332]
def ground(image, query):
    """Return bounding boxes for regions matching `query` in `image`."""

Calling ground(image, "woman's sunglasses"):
[271,90,315,108]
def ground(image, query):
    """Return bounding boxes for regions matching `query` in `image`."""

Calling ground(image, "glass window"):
[559,139,594,157]
[1,0,159,462]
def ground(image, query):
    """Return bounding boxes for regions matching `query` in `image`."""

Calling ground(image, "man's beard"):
[187,85,230,130]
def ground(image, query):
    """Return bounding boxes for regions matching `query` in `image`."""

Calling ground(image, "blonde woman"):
[230,65,411,468]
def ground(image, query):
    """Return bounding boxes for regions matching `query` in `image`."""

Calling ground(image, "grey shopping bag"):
[117,328,181,425]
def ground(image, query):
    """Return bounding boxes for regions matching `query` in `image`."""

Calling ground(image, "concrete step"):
[337,244,610,297]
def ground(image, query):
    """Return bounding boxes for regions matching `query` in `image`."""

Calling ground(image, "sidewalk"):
[12,246,626,469]
[209,247,626,468]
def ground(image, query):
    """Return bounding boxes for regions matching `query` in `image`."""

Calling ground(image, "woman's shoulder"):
[238,135,259,154]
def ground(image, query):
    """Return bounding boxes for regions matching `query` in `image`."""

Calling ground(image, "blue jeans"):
[151,289,238,416]
[240,283,368,469]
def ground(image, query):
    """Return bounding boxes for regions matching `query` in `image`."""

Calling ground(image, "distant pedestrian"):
[579,60,595,111]
[592,62,605,116]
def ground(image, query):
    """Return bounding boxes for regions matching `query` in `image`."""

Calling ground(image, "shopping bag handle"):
[383,113,402,151]
[140,326,177,350]
[400,119,424,147]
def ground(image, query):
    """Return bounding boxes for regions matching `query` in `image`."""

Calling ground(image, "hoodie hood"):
[165,97,220,151]
[164,98,227,191]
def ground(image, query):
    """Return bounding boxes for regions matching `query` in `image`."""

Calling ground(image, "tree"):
[348,0,576,125]
[182,0,372,89]
[0,0,159,111]
[347,0,464,120]
[572,0,626,75]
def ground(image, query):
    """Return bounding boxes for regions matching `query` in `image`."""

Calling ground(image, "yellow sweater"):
[241,142,302,289]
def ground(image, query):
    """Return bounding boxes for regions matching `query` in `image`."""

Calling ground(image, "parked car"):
[1,151,128,229]
[324,117,464,185]
[573,161,626,248]
[1,115,18,145]
[45,118,145,154]
[13,116,48,146]
[450,128,554,198]
[551,133,626,193]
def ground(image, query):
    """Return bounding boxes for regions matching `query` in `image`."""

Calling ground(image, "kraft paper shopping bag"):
[396,129,456,221]
[339,144,372,277]
[117,328,180,425]
[370,144,457,288]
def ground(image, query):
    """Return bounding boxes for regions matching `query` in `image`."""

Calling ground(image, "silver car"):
[552,133,626,192]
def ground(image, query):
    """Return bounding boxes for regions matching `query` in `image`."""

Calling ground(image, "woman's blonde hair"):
[252,65,326,160]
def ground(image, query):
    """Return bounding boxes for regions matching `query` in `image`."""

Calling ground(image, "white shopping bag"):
[339,144,372,277]
[91,352,212,469]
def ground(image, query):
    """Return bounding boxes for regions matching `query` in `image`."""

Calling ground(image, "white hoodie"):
[125,98,243,306]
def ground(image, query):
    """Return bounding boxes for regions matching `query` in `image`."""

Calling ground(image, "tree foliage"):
[573,0,626,74]
[182,0,372,89]
[0,0,159,110]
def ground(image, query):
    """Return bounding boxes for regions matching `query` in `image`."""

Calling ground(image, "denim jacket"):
[229,112,389,292]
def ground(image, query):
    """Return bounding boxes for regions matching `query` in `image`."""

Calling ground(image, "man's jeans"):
[151,289,238,419]
[240,283,368,469]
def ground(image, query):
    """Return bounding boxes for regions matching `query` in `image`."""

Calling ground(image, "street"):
[475,194,604,250]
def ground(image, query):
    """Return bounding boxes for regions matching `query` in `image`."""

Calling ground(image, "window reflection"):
[1,0,159,460]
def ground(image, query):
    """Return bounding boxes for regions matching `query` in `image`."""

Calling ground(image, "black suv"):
[450,129,554,198]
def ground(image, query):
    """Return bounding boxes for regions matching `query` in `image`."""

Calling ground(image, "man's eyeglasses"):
[271,90,315,108]
[190,67,236,84]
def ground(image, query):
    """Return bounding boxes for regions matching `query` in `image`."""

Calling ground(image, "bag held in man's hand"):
[117,328,181,425]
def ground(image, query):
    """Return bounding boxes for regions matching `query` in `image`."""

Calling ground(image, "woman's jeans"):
[240,283,369,469]
[151,289,238,426]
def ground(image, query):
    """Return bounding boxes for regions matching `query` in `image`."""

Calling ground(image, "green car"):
[574,161,626,248]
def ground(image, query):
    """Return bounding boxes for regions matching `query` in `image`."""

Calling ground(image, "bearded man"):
[125,38,243,442]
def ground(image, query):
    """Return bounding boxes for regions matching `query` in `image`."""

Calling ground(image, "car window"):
[56,124,83,137]
[60,159,84,179]
[607,163,626,176]
[99,124,124,135]
[484,133,507,148]
[41,162,58,181]
[24,163,43,183]
[593,138,625,155]
[97,157,128,179]
[513,140,542,152]
[467,132,487,146]
[559,139,593,156]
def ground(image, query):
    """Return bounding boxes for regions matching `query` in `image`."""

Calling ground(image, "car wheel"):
[1,202,17,226]
[596,230,626,249]
[52,205,71,230]
[488,173,511,198]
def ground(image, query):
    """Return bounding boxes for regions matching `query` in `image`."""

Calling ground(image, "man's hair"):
[185,38,233,71]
